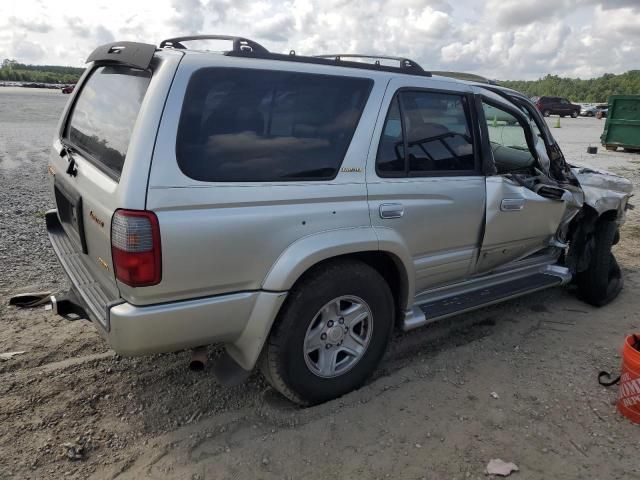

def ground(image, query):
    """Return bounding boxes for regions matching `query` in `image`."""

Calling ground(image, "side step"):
[402,265,570,331]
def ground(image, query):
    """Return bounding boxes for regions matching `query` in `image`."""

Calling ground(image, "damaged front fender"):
[571,165,633,217]
[565,165,633,275]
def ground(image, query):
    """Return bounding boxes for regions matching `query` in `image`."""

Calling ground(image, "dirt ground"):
[0,87,639,480]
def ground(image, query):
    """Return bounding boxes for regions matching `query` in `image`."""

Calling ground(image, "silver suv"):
[46,36,632,405]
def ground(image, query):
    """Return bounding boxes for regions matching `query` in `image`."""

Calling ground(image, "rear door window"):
[66,66,151,180]
[376,90,476,176]
[176,68,372,182]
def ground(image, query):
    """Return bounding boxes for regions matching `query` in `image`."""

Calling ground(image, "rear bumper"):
[46,210,118,330]
[46,209,286,357]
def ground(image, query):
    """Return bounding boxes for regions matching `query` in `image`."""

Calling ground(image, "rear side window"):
[176,68,372,182]
[376,90,476,176]
[66,66,151,179]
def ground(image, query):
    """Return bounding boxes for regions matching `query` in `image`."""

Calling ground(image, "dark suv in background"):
[533,96,580,118]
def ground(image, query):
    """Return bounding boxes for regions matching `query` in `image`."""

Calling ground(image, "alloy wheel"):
[303,295,373,378]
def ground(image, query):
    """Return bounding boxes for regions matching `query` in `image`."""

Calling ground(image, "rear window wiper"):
[59,139,77,159]
[59,140,79,177]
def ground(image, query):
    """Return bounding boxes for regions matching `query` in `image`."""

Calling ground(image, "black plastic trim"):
[86,41,156,70]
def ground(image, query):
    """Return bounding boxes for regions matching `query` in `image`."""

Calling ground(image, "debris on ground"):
[0,351,26,361]
[490,391,500,399]
[60,442,85,461]
[486,458,519,476]
[8,292,52,308]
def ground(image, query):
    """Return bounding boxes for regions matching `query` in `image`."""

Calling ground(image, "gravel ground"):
[0,88,639,480]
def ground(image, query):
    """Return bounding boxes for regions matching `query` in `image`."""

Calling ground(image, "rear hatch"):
[49,60,158,326]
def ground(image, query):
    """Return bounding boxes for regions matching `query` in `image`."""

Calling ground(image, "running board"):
[402,264,571,331]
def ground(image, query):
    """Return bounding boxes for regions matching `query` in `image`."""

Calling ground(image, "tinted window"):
[66,66,151,179]
[176,68,372,182]
[376,91,475,176]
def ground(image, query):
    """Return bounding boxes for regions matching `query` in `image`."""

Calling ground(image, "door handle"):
[379,203,404,219]
[500,198,525,211]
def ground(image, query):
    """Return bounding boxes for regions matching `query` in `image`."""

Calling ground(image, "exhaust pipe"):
[189,346,208,371]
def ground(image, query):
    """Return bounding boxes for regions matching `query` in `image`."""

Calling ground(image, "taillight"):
[111,209,161,287]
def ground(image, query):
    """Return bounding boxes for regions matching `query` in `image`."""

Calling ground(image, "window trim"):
[175,67,374,183]
[62,65,152,182]
[375,87,482,179]
[477,95,540,176]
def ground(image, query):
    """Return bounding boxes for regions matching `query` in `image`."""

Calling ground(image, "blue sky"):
[1,0,639,79]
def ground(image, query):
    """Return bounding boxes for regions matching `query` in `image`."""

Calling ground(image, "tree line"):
[1,59,83,84]
[499,71,640,103]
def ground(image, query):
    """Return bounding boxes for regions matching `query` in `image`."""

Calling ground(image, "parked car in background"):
[61,85,75,94]
[580,103,608,117]
[532,96,580,117]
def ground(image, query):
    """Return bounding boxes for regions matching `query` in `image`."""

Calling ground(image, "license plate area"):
[54,180,88,254]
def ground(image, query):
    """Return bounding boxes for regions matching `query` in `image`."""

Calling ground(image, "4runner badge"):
[89,210,105,228]
[97,257,109,271]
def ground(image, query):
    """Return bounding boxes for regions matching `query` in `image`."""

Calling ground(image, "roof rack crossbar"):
[159,35,269,54]
[314,54,430,75]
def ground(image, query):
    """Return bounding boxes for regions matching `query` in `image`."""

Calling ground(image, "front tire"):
[571,111,578,118]
[576,219,623,306]
[543,110,551,117]
[260,260,394,405]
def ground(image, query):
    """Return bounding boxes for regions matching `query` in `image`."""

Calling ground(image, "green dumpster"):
[601,95,640,152]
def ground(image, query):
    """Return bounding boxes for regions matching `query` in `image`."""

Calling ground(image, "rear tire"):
[576,219,623,307]
[260,260,394,405]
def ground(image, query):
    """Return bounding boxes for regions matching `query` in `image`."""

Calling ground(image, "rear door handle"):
[379,203,404,219]
[500,198,525,211]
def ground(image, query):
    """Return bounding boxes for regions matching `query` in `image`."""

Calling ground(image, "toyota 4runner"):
[46,36,633,405]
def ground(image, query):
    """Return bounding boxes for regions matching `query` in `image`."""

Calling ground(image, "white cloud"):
[0,0,638,79]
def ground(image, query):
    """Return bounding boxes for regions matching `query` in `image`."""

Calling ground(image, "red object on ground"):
[617,334,640,424]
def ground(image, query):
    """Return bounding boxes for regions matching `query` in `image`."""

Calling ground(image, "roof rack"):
[159,35,269,54]
[314,54,430,76]
[431,71,497,85]
[157,34,432,77]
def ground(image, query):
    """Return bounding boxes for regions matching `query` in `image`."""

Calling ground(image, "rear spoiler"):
[86,41,157,70]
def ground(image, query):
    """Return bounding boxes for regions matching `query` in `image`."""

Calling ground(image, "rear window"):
[176,68,372,182]
[66,66,151,179]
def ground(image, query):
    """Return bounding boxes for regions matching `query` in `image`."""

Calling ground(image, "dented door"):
[475,93,567,273]
[477,176,566,272]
